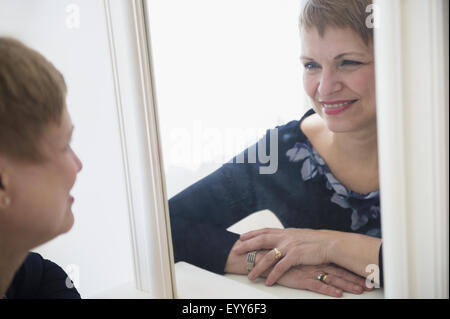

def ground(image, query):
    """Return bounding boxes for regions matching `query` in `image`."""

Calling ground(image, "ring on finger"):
[273,248,282,261]
[317,272,329,283]
[246,250,258,273]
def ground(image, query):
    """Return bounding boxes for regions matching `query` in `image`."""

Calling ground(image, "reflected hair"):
[299,0,374,46]
[0,37,67,162]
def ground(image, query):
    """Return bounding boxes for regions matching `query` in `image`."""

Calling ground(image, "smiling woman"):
[166,0,384,298]
[0,37,82,298]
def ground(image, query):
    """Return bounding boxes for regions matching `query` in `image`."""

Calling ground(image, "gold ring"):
[273,248,282,260]
[317,272,328,283]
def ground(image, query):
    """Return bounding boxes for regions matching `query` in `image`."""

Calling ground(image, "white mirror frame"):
[105,0,449,299]
[104,0,176,298]
[375,0,449,298]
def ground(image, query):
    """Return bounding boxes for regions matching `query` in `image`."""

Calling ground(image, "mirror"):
[146,0,384,298]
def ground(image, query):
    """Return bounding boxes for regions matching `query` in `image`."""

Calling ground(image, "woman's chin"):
[58,209,75,235]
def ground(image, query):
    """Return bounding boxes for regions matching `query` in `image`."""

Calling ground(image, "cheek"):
[60,152,81,189]
[7,171,65,243]
[303,74,323,114]
[303,74,317,99]
[351,69,376,100]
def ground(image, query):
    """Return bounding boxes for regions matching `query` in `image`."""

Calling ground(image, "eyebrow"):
[300,52,367,60]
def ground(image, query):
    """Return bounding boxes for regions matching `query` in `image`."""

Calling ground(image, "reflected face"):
[301,27,376,133]
[0,107,83,249]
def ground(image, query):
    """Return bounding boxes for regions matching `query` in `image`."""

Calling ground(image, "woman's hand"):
[225,239,372,298]
[273,263,370,298]
[232,227,337,285]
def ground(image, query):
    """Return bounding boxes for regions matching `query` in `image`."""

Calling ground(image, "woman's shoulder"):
[299,110,327,143]
[5,252,43,299]
[6,252,81,299]
[274,108,317,145]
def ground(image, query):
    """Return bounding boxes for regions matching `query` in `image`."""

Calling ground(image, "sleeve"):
[169,128,279,274]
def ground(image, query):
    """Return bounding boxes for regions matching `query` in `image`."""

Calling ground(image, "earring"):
[2,196,11,207]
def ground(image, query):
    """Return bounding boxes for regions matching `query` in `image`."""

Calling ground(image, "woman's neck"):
[0,241,28,298]
[330,125,379,170]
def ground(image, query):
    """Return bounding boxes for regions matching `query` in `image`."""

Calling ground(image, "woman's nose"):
[317,69,343,97]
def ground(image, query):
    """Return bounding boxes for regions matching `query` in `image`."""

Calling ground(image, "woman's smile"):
[321,99,359,115]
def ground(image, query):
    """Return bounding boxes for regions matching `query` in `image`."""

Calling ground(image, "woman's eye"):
[303,62,319,70]
[341,60,362,66]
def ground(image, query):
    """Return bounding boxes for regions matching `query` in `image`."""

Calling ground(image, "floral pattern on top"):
[286,140,380,236]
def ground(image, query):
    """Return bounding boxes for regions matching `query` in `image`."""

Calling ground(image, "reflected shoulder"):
[299,113,326,142]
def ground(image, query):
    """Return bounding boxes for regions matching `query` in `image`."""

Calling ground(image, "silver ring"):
[246,250,257,273]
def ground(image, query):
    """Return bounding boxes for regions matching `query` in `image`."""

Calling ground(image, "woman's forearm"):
[325,230,382,280]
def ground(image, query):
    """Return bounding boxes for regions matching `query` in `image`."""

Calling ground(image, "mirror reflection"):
[150,0,383,298]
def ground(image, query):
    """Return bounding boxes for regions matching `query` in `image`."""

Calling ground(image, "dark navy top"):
[4,252,81,299]
[169,109,383,285]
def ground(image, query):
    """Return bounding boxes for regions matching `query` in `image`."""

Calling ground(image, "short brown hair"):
[299,0,374,46]
[0,37,67,162]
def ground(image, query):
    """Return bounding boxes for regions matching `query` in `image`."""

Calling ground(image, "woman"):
[0,37,83,298]
[169,0,382,298]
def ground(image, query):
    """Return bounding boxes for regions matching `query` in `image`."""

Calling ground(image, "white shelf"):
[175,262,384,299]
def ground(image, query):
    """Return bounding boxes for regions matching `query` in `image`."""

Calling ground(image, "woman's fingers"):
[318,272,364,295]
[264,254,297,285]
[324,265,370,291]
[268,265,368,297]
[303,278,343,298]
[274,267,342,298]
[239,228,282,241]
[247,248,281,280]
[233,233,281,255]
[264,261,363,295]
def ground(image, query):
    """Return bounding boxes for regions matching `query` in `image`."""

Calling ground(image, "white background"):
[146,0,310,198]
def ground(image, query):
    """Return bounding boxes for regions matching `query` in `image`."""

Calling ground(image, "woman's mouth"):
[320,99,358,115]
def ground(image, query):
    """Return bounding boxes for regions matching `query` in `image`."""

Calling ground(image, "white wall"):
[146,0,309,198]
[0,0,135,298]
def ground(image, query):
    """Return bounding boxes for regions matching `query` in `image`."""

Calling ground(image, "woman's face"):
[0,107,82,249]
[301,26,376,133]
